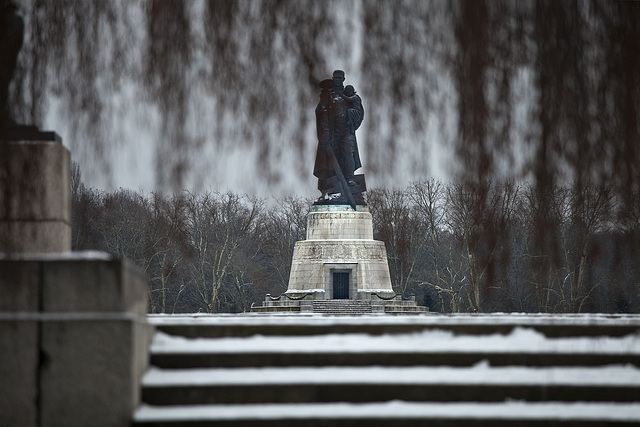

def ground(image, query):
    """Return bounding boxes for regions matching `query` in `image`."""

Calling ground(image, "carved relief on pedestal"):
[297,244,323,260]
[366,243,385,260]
[295,241,388,262]
[334,244,347,259]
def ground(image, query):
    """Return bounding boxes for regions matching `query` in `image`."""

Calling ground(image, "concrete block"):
[0,141,71,253]
[0,260,40,311]
[0,320,38,427]
[0,141,70,221]
[42,257,148,314]
[40,319,138,427]
[0,220,71,253]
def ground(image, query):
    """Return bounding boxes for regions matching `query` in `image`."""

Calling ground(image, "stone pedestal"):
[252,204,428,314]
[286,205,395,300]
[0,138,71,253]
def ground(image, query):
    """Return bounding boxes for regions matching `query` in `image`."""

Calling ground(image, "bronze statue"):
[313,70,366,207]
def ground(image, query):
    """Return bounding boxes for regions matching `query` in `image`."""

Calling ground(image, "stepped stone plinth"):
[287,205,395,300]
[253,205,426,314]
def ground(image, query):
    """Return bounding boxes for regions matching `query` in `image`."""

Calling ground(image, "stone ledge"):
[0,253,148,314]
[310,205,369,213]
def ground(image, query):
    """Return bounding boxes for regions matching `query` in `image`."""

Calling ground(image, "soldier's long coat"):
[313,92,364,181]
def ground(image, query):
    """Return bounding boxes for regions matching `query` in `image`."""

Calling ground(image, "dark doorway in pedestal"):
[333,272,350,299]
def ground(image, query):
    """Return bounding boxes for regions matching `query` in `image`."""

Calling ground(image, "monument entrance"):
[333,272,350,299]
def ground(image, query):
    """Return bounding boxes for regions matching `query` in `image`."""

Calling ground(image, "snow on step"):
[147,313,640,328]
[149,327,640,356]
[134,401,640,424]
[147,313,640,339]
[142,364,640,387]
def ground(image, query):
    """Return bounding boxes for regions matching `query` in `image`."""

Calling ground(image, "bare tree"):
[561,184,615,312]
[444,181,520,312]
[98,189,149,262]
[408,179,457,311]
[184,191,263,313]
[259,196,309,292]
[144,193,188,313]
[368,188,426,296]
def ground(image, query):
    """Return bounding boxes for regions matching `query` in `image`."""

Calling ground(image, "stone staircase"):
[134,314,640,426]
[382,299,428,314]
[312,299,373,314]
[252,295,428,313]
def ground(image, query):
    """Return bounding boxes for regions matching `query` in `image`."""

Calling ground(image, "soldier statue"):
[313,70,365,207]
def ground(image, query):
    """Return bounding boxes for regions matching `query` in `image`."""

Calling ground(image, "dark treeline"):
[72,164,640,314]
[71,163,308,313]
